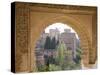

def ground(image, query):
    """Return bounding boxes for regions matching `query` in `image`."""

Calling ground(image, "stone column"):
[15,3,36,72]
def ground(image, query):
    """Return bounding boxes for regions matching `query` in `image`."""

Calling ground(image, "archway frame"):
[12,2,97,73]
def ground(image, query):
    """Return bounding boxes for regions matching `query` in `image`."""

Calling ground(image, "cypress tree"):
[51,37,56,49]
[44,36,51,49]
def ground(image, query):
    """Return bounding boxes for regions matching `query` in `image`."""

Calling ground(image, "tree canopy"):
[44,36,59,50]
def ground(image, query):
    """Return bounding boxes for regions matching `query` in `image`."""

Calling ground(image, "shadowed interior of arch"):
[34,23,82,72]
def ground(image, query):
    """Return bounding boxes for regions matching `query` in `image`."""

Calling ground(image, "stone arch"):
[12,2,97,73]
[30,15,93,71]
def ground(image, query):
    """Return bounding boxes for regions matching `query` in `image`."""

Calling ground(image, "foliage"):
[51,37,56,49]
[56,41,66,66]
[38,39,82,71]
[73,47,81,64]
[44,36,51,49]
[44,36,59,49]
[37,65,47,72]
[49,64,62,71]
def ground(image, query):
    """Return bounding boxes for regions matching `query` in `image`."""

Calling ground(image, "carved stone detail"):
[15,4,30,72]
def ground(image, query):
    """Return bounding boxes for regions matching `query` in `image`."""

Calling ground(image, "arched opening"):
[30,16,91,71]
[30,15,96,72]
[35,23,82,71]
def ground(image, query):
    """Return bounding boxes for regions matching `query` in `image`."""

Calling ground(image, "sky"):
[45,23,79,39]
